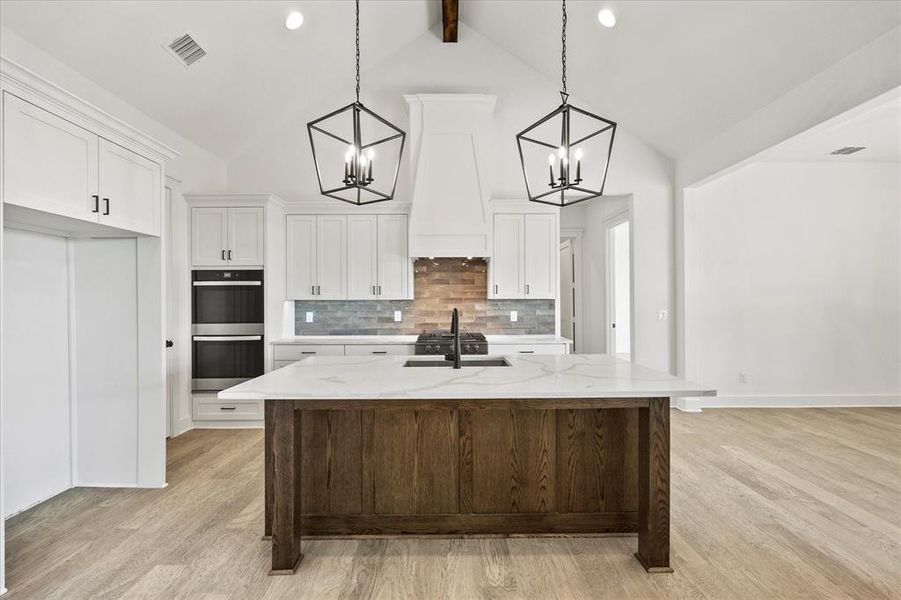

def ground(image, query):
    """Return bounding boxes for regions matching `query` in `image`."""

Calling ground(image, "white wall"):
[684,162,900,406]
[1,228,71,517]
[230,24,677,373]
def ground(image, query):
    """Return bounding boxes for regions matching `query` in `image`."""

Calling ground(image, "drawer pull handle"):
[301,351,316,354]
[518,350,534,354]
[220,406,237,411]
[372,351,387,354]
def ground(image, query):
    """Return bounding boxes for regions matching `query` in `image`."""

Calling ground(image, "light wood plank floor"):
[5,408,900,599]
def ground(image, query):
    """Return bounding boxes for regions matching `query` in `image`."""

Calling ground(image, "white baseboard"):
[192,421,263,429]
[680,394,900,411]
[673,397,703,412]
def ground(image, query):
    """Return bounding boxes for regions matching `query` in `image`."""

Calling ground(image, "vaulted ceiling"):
[1,0,898,162]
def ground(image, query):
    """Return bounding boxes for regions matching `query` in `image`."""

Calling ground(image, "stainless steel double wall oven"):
[191,269,264,391]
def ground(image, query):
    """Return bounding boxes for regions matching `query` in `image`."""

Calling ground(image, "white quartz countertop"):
[219,354,715,401]
[270,334,571,345]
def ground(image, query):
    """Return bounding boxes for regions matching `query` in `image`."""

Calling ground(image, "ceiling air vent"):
[830,146,866,156]
[165,33,206,67]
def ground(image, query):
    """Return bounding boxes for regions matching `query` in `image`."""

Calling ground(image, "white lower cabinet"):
[192,394,263,421]
[344,344,414,356]
[488,343,569,355]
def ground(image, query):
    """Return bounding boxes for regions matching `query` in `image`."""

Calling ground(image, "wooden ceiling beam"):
[442,0,458,43]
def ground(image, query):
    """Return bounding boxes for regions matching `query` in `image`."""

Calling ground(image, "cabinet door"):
[98,139,162,235]
[192,207,229,267]
[227,207,265,266]
[286,215,317,299]
[347,215,378,299]
[316,215,347,299]
[524,213,557,299]
[377,214,409,299]
[491,214,525,299]
[2,93,99,222]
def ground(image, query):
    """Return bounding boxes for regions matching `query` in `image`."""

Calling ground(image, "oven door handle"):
[193,281,262,286]
[193,336,263,342]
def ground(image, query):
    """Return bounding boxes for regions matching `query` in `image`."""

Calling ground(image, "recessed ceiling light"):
[598,8,616,28]
[285,11,304,30]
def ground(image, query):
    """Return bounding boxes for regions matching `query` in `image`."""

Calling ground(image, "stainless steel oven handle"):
[193,336,263,341]
[192,281,262,286]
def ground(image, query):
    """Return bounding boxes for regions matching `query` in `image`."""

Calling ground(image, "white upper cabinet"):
[377,214,409,299]
[192,206,264,267]
[490,212,557,300]
[2,92,166,236]
[98,139,162,236]
[316,215,347,299]
[347,215,378,299]
[491,213,525,299]
[286,213,409,300]
[523,213,557,299]
[192,207,228,266]
[3,93,99,222]
[227,207,265,266]
[286,215,318,299]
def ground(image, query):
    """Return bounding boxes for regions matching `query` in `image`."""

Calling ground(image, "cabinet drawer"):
[192,396,262,421]
[273,344,345,361]
[344,344,414,356]
[489,344,567,355]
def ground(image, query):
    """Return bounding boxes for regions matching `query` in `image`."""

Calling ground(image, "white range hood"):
[404,94,497,258]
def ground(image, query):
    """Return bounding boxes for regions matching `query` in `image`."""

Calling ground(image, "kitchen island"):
[220,354,715,575]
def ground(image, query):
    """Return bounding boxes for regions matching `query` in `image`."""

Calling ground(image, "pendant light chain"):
[560,0,567,100]
[355,0,361,103]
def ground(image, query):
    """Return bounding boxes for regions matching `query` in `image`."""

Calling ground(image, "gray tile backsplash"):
[294,258,555,335]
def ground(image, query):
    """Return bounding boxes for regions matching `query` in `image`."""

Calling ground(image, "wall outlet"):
[305,311,314,323]
[393,310,402,322]
[738,372,747,384]
[657,309,668,321]
[510,310,518,322]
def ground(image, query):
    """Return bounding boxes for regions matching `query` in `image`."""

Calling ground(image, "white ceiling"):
[1,0,898,162]
[761,94,901,163]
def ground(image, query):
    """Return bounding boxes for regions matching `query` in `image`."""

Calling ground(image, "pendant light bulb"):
[557,146,566,159]
[548,154,556,165]
[366,148,375,160]
[574,148,583,160]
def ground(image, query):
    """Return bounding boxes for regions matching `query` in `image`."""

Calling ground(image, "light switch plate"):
[394,310,402,322]
[510,310,518,322]
[305,311,314,323]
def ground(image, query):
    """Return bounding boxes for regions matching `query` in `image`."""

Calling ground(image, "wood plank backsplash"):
[294,258,555,335]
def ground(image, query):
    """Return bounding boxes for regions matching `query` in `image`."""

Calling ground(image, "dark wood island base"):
[263,397,671,575]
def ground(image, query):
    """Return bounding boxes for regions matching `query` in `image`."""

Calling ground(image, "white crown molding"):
[184,193,286,208]
[0,56,179,162]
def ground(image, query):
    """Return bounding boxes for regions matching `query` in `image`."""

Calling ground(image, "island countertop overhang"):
[219,354,716,401]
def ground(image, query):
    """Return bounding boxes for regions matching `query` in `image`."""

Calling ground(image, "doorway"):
[559,229,584,353]
[605,217,631,359]
[559,238,575,350]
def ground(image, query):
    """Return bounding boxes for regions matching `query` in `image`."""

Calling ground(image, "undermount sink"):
[403,358,511,368]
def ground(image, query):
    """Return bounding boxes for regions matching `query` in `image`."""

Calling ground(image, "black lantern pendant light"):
[307,0,405,205]
[516,0,616,207]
